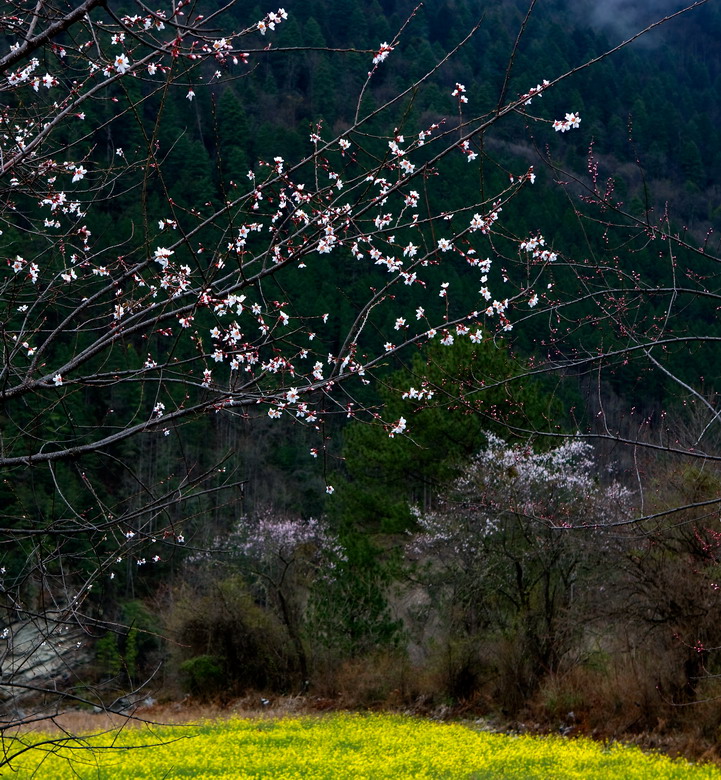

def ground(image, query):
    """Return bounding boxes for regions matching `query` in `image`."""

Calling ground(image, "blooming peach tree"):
[408,435,632,694]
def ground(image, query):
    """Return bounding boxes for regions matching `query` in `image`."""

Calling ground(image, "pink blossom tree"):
[408,435,632,704]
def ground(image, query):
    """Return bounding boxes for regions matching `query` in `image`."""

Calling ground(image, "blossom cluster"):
[553,112,582,132]
[372,41,394,65]
[520,233,557,263]
[257,8,288,35]
[236,513,344,564]
[412,434,633,561]
[521,79,550,105]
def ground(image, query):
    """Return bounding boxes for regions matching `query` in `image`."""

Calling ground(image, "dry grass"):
[17,694,312,735]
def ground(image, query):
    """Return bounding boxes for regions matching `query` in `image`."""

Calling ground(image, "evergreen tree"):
[217,89,251,180]
[336,338,557,534]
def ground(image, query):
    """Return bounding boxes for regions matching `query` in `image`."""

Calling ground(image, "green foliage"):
[680,139,705,187]
[179,654,226,697]
[337,338,558,533]
[217,89,250,180]
[306,536,404,660]
[124,628,139,680]
[95,633,123,679]
[94,601,158,683]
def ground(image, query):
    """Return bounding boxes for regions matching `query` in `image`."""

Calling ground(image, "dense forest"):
[4,0,721,758]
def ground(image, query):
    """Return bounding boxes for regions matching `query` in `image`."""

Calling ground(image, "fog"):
[573,0,695,42]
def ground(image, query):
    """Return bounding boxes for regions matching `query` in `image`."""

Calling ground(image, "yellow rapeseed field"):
[10,713,721,779]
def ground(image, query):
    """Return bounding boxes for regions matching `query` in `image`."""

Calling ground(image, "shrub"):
[179,655,226,697]
[167,576,299,698]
